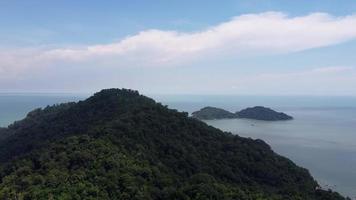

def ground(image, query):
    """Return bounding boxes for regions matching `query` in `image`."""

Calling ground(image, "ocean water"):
[0,94,85,127]
[0,94,355,198]
[204,109,356,198]
[155,95,356,198]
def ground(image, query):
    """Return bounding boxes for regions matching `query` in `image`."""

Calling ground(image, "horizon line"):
[0,91,356,98]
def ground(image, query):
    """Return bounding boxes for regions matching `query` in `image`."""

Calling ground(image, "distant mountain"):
[0,89,344,199]
[191,106,235,120]
[192,106,293,121]
[236,106,293,121]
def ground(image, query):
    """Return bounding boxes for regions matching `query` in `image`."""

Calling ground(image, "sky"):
[0,0,356,95]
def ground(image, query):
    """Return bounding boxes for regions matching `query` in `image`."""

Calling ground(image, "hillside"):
[191,106,236,120]
[0,89,345,200]
[236,106,293,121]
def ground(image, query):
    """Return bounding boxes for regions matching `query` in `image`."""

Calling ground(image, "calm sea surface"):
[156,95,356,198]
[0,94,85,126]
[1,94,355,198]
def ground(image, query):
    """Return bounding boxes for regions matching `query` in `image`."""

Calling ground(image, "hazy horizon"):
[1,91,356,97]
[1,0,356,95]
[0,1,355,199]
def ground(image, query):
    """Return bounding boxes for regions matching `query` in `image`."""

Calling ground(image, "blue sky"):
[0,0,356,95]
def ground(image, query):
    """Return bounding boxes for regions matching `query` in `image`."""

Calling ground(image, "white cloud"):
[230,66,356,95]
[311,66,354,73]
[1,12,356,75]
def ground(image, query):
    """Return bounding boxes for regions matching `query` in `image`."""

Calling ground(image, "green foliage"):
[0,89,347,199]
[236,106,293,121]
[191,106,293,121]
[192,107,236,120]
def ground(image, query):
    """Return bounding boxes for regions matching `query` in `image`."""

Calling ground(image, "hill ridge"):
[0,88,345,199]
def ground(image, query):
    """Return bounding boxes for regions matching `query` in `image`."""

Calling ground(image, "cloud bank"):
[230,66,356,95]
[1,12,356,75]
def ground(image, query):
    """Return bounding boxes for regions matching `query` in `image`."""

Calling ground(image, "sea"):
[0,94,355,198]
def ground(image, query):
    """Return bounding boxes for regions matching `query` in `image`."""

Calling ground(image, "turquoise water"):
[0,94,355,198]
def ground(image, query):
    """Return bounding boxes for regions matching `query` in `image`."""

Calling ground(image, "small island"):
[236,106,293,121]
[192,106,293,121]
[191,106,235,120]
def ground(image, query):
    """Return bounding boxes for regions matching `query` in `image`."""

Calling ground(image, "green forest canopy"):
[0,89,348,200]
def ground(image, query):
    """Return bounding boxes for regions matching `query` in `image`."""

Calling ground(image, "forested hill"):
[192,106,236,120]
[236,106,293,121]
[192,106,293,121]
[0,89,346,199]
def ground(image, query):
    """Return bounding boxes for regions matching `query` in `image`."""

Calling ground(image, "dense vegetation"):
[236,106,293,121]
[192,106,293,121]
[191,107,236,120]
[0,89,346,199]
